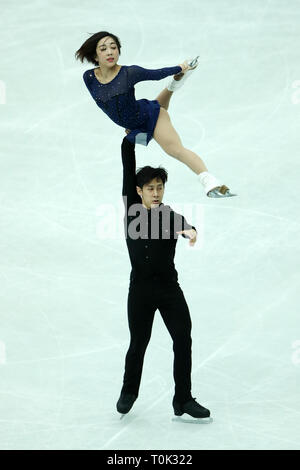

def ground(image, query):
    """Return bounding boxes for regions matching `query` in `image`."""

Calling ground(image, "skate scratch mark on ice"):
[224,397,238,445]
[101,341,229,449]
[232,421,300,448]
[201,204,300,228]
[102,270,296,447]
[192,16,289,159]
[7,265,124,284]
[209,347,289,392]
[32,306,66,444]
[24,101,87,134]
[200,281,294,368]
[26,208,127,258]
[126,2,145,63]
[197,51,289,159]
[101,279,295,449]
[179,113,206,145]
[204,283,296,403]
[68,121,96,207]
[7,343,127,365]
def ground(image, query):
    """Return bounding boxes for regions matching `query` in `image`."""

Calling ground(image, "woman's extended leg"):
[152,107,208,174]
[155,87,173,111]
[154,70,185,111]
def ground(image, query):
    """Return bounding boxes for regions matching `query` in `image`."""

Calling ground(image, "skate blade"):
[119,412,136,423]
[188,55,200,68]
[207,191,237,198]
[172,415,213,424]
[207,185,237,198]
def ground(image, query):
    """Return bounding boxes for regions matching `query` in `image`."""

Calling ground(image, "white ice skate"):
[207,185,237,198]
[167,56,200,92]
[197,172,237,198]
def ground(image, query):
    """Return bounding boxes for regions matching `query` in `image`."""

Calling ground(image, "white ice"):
[0,0,300,450]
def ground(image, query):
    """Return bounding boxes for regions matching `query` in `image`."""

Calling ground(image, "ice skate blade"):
[188,55,200,68]
[172,415,213,424]
[207,192,237,198]
[207,186,237,198]
[119,412,136,423]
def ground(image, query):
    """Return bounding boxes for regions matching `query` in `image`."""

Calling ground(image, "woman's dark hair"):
[75,31,121,66]
[136,166,168,189]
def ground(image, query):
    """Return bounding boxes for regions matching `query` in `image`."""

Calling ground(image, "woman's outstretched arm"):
[127,64,183,87]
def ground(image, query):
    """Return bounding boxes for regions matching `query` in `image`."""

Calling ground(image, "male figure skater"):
[117,135,210,419]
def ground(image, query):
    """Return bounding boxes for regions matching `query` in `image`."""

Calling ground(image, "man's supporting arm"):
[121,136,140,207]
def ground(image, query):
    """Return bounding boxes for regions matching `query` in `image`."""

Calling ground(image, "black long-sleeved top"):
[121,137,196,282]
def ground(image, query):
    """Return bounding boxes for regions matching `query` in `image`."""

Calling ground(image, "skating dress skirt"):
[83,64,182,146]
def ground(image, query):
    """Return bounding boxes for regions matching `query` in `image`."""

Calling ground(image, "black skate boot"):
[173,397,210,419]
[116,392,137,414]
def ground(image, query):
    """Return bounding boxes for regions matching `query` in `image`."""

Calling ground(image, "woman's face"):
[95,36,120,67]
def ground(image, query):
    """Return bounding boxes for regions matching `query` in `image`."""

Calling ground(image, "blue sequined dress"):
[83,64,182,146]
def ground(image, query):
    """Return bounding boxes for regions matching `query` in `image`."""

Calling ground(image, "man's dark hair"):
[75,31,121,66]
[136,166,168,189]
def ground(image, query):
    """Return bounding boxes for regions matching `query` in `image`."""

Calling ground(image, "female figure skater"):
[75,31,236,197]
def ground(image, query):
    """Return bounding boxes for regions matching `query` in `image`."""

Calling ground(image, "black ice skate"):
[116,392,137,415]
[173,397,211,420]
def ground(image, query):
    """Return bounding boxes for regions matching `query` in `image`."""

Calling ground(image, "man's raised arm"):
[121,136,140,207]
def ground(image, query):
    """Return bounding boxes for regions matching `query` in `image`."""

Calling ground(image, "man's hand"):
[125,128,131,135]
[176,228,197,246]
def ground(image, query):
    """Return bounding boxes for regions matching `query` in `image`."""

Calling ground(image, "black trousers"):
[121,278,193,404]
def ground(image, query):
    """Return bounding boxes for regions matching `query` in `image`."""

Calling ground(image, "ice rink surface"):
[0,0,300,450]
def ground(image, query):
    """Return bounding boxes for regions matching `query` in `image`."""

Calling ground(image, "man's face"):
[136,177,165,209]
